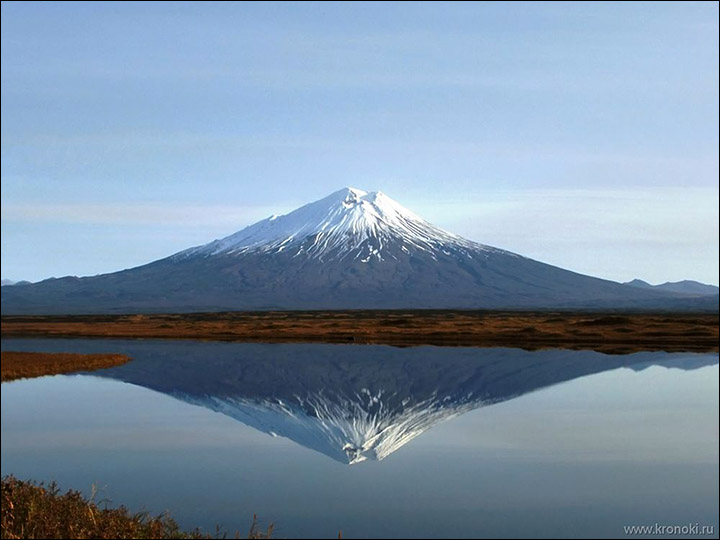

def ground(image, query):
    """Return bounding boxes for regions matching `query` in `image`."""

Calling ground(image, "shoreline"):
[2,310,717,354]
[0,351,131,382]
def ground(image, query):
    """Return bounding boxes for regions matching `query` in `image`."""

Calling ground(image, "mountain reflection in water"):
[84,342,718,464]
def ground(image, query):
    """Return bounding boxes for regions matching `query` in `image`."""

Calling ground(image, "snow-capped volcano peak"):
[179,187,490,262]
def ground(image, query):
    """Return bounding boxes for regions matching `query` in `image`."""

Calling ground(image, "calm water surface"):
[1,339,718,539]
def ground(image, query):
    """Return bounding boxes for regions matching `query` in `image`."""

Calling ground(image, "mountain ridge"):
[624,279,718,296]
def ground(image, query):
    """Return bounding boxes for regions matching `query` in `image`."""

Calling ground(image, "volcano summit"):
[0,187,706,314]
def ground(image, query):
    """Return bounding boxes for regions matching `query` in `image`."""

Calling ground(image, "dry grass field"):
[0,476,272,539]
[0,352,131,382]
[2,310,717,353]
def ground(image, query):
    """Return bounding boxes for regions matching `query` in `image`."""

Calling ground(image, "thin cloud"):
[0,202,284,228]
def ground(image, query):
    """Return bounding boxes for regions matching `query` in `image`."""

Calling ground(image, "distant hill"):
[1,279,31,287]
[625,279,719,296]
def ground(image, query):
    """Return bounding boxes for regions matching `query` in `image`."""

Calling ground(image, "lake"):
[1,338,718,539]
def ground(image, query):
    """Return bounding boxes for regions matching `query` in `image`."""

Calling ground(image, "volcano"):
[1,187,709,314]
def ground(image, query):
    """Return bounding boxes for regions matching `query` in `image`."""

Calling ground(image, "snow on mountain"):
[176,187,507,263]
[4,187,715,314]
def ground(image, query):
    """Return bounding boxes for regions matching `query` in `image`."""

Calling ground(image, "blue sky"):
[2,1,718,285]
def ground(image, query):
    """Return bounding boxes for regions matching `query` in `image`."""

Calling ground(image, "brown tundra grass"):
[0,476,273,539]
[2,311,717,353]
[0,352,131,382]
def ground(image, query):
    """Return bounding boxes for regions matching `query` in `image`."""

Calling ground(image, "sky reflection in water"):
[2,339,718,539]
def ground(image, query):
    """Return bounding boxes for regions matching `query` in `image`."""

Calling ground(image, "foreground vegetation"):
[0,352,131,382]
[0,476,272,539]
[1,310,718,353]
